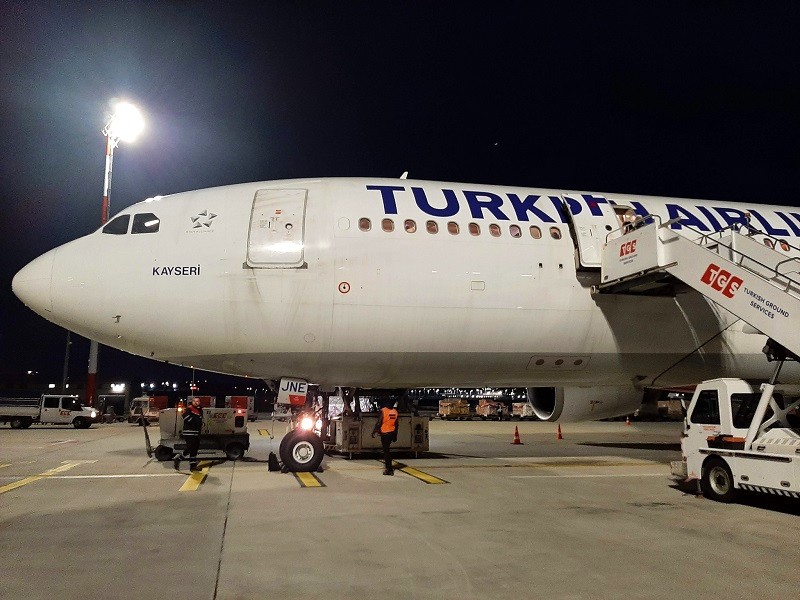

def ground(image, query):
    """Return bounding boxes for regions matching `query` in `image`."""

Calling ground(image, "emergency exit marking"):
[338,281,350,294]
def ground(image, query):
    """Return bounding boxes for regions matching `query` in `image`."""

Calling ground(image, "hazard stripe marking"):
[179,461,212,492]
[294,471,325,488]
[258,429,271,436]
[391,461,448,484]
[0,461,84,495]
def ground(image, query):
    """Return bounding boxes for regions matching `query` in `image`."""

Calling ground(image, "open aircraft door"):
[246,189,308,268]
[561,194,626,269]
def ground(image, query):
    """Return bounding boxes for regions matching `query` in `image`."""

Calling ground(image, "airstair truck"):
[672,375,800,502]
[0,394,98,429]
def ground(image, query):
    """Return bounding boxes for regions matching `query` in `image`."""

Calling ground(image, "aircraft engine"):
[526,386,642,422]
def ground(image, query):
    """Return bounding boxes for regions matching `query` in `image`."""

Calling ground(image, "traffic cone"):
[626,416,631,426]
[512,426,523,445]
[556,424,563,440]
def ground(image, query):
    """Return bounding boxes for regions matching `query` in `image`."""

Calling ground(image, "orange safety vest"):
[380,407,398,434]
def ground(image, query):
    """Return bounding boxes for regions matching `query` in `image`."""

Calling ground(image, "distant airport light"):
[104,102,144,143]
[48,383,55,389]
[110,383,126,393]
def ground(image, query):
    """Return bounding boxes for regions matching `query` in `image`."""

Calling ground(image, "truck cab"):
[675,378,800,501]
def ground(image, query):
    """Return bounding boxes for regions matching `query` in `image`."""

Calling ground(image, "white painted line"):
[509,473,666,479]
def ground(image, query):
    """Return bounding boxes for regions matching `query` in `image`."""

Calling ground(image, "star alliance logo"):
[191,210,217,228]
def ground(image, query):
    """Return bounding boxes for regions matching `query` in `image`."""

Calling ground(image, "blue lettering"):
[750,210,790,236]
[775,211,800,236]
[366,185,404,214]
[582,194,608,216]
[667,204,710,231]
[464,190,509,220]
[713,207,748,229]
[550,196,572,223]
[696,206,723,232]
[506,194,555,223]
[412,187,459,218]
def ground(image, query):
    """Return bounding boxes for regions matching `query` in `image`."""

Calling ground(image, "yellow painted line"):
[258,429,271,436]
[178,461,212,492]
[389,461,448,484]
[0,463,10,470]
[0,461,84,495]
[293,471,325,488]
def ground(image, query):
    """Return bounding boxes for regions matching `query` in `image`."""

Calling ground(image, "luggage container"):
[325,413,429,458]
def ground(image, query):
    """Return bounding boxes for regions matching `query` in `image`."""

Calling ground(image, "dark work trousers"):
[380,432,394,472]
[183,434,200,468]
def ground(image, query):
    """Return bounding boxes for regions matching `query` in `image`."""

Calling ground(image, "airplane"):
[11,177,800,424]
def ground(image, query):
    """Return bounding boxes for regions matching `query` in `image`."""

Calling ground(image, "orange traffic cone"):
[626,416,631,426]
[556,424,563,440]
[512,426,523,445]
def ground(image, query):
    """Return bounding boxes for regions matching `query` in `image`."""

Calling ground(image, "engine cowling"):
[526,386,642,422]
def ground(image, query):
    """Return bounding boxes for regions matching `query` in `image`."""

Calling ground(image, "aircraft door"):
[247,189,308,268]
[561,194,623,269]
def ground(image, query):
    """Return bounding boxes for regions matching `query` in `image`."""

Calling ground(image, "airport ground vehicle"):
[438,399,471,420]
[226,395,256,421]
[672,376,800,501]
[128,396,168,424]
[0,394,98,428]
[511,402,536,420]
[152,407,250,462]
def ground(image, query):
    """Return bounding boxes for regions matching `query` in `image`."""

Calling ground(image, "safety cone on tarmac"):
[556,424,563,440]
[512,425,523,445]
[626,416,631,426]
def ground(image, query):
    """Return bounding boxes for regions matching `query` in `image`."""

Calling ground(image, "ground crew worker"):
[372,400,399,476]
[180,397,204,471]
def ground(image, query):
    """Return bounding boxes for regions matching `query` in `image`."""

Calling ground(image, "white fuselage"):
[12,177,800,388]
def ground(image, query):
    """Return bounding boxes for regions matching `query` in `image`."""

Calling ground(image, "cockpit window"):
[102,215,130,235]
[132,213,160,234]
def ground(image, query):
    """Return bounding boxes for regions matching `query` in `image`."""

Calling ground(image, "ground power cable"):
[650,318,741,387]
[212,460,236,600]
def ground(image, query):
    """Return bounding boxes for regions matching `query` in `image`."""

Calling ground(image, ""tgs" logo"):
[700,263,742,299]
[619,240,637,257]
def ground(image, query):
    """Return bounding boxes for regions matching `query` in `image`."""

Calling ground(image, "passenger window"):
[779,240,790,252]
[469,223,480,236]
[509,224,521,238]
[764,238,774,249]
[690,390,721,425]
[132,213,160,234]
[62,397,81,411]
[358,218,371,232]
[404,220,417,233]
[102,215,130,235]
[549,227,562,240]
[426,220,439,234]
[489,223,501,237]
[381,218,394,232]
[529,226,542,239]
[447,222,460,235]
[43,397,58,408]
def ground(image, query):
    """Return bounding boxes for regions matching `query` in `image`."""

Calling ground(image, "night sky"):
[2,2,799,387]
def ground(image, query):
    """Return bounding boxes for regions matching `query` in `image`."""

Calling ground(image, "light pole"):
[86,102,144,406]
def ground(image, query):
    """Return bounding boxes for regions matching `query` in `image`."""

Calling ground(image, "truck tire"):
[72,417,91,429]
[701,457,736,503]
[224,442,246,461]
[154,445,174,461]
[21,418,33,428]
[279,430,323,472]
[10,417,25,429]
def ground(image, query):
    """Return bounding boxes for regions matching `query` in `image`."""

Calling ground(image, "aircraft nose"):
[12,250,55,314]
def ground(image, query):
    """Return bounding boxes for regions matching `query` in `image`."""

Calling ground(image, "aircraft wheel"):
[701,457,736,503]
[154,445,174,461]
[280,430,323,472]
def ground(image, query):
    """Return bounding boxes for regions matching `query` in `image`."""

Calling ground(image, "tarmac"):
[1,418,798,600]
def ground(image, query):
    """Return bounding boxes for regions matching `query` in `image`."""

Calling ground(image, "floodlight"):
[105,102,144,143]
